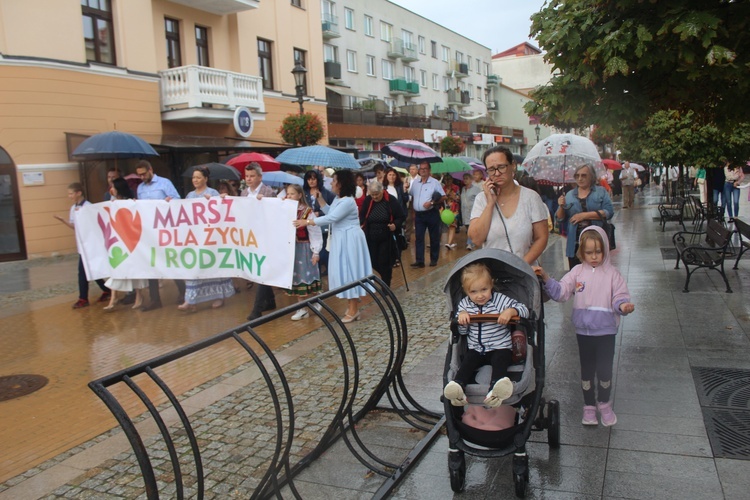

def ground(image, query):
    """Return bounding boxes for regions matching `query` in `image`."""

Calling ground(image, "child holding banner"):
[284,184,323,320]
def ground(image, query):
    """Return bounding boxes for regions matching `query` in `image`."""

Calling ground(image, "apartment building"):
[319,0,526,158]
[0,0,326,260]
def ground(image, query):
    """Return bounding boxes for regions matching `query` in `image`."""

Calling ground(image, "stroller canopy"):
[443,248,540,316]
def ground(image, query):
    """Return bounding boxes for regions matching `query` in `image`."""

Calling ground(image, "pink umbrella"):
[382,140,441,164]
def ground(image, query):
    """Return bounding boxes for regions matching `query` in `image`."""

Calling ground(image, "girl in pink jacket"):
[535,225,634,427]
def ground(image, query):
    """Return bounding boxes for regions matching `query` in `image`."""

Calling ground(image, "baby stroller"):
[442,248,559,498]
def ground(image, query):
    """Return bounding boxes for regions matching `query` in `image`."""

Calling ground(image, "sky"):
[388,0,549,53]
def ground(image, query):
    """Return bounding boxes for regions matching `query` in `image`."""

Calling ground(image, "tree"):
[440,136,465,156]
[278,113,325,146]
[525,0,750,130]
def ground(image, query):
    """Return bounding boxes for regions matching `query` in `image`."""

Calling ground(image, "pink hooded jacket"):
[544,225,631,336]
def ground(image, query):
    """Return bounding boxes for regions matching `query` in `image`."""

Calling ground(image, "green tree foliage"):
[440,136,465,156]
[525,0,750,130]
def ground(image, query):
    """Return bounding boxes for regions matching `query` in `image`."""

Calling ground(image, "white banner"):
[76,197,297,288]
[423,129,448,144]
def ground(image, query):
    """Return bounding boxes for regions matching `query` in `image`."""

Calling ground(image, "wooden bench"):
[658,196,687,232]
[673,218,733,293]
[732,217,750,270]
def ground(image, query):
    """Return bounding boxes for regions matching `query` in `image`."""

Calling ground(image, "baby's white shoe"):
[444,381,468,406]
[484,377,513,407]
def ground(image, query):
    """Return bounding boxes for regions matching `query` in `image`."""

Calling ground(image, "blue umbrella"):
[72,131,158,160]
[275,145,360,170]
[261,170,303,188]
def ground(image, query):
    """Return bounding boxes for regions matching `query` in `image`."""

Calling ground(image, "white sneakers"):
[484,377,514,407]
[291,309,309,321]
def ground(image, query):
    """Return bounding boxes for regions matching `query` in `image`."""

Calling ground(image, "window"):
[455,51,463,64]
[420,70,427,87]
[82,0,115,64]
[257,38,274,90]
[164,18,181,68]
[484,62,490,76]
[431,41,437,58]
[324,43,338,62]
[476,58,481,73]
[346,50,357,72]
[404,66,415,82]
[401,29,413,47]
[477,86,482,101]
[364,15,373,36]
[344,8,354,30]
[380,21,392,42]
[381,59,394,80]
[366,55,376,76]
[294,48,307,94]
[432,73,439,90]
[384,98,396,113]
[467,56,472,72]
[469,84,473,98]
[195,26,209,67]
[418,36,425,54]
[441,45,449,62]
[443,76,451,91]
[291,0,302,7]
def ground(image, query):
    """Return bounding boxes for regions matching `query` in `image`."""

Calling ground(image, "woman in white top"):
[723,161,745,222]
[468,146,549,265]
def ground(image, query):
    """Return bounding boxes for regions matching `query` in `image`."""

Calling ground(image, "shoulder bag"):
[598,211,616,251]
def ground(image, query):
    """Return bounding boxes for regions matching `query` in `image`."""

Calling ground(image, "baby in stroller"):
[443,262,530,408]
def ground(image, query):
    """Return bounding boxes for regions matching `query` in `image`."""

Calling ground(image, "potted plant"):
[278,113,326,146]
[440,135,465,156]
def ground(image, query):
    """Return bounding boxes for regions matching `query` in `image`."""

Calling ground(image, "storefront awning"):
[325,85,369,99]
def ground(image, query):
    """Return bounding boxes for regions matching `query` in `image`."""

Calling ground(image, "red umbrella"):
[225,152,281,176]
[602,159,622,170]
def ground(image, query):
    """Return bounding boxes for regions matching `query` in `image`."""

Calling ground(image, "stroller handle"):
[452,314,521,325]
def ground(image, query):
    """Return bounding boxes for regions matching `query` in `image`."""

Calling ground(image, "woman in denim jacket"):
[556,164,614,268]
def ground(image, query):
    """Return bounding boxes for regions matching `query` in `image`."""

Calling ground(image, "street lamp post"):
[535,124,541,144]
[291,61,307,114]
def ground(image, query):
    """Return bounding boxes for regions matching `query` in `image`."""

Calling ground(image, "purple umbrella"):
[450,162,486,181]
[382,140,441,164]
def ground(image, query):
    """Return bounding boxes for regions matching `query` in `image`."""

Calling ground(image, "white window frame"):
[476,58,481,73]
[443,76,451,91]
[364,15,373,37]
[324,43,338,63]
[384,97,396,113]
[404,65,415,82]
[381,59,394,80]
[467,55,472,72]
[455,51,463,64]
[441,45,449,62]
[420,70,427,87]
[418,36,425,54]
[380,21,392,42]
[432,73,439,90]
[401,29,413,47]
[477,86,482,101]
[469,84,473,98]
[344,8,354,30]
[366,55,376,76]
[484,62,490,76]
[346,50,357,72]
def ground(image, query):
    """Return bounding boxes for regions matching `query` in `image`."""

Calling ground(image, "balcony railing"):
[446,62,469,78]
[322,14,340,38]
[166,0,259,15]
[387,38,418,62]
[389,78,420,95]
[487,74,501,86]
[159,65,264,113]
[487,100,499,110]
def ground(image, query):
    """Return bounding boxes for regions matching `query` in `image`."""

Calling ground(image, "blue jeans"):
[722,182,740,218]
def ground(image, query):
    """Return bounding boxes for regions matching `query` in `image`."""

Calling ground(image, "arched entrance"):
[0,147,27,261]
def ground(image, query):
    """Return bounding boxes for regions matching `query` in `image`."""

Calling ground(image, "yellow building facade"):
[0,0,327,259]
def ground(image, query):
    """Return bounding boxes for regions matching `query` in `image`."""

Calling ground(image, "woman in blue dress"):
[294,169,372,323]
[179,166,236,312]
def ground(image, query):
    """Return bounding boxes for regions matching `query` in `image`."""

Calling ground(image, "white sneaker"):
[291,309,309,321]
[448,243,457,249]
[313,303,322,312]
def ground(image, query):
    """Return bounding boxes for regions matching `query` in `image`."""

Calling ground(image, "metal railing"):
[159,65,265,112]
[89,276,442,499]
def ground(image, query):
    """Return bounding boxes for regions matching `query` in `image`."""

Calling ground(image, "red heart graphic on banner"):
[104,207,142,253]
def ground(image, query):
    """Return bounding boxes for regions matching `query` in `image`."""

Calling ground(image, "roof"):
[492,42,542,59]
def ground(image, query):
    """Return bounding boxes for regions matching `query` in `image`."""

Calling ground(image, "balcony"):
[159,65,264,123]
[166,0,259,15]
[487,74,501,86]
[324,61,342,82]
[447,89,464,106]
[446,62,469,78]
[486,100,499,111]
[322,14,340,39]
[389,78,420,96]
[386,38,419,62]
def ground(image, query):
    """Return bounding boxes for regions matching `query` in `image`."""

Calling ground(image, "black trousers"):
[576,334,616,405]
[78,256,108,300]
[148,279,185,305]
[414,209,441,264]
[251,284,276,314]
[367,233,395,287]
[454,348,512,388]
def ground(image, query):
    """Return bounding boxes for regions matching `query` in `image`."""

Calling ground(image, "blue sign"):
[233,107,254,138]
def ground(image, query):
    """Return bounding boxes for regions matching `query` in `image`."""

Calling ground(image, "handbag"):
[395,229,408,251]
[599,212,616,251]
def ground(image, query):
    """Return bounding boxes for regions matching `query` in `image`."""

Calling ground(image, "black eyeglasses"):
[486,164,511,176]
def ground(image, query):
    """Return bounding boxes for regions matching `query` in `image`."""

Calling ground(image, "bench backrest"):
[734,218,750,240]
[706,219,731,249]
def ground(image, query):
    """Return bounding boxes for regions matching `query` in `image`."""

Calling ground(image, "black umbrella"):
[182,162,240,181]
[72,131,158,160]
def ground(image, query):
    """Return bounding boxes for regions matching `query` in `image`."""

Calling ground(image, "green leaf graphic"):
[109,246,129,268]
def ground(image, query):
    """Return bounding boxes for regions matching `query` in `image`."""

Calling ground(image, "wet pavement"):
[1,185,750,499]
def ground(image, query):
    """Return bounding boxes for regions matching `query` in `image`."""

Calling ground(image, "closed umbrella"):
[522,133,604,186]
[72,131,158,160]
[225,152,280,175]
[382,140,441,164]
[261,171,303,188]
[275,145,360,170]
[182,163,240,181]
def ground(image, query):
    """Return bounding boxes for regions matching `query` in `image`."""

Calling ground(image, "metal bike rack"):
[89,275,443,499]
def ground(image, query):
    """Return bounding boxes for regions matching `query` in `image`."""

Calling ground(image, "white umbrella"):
[522,133,604,185]
[630,163,646,172]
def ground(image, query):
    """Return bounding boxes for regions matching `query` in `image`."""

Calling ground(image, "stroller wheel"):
[547,400,560,448]
[512,454,529,498]
[448,450,466,492]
